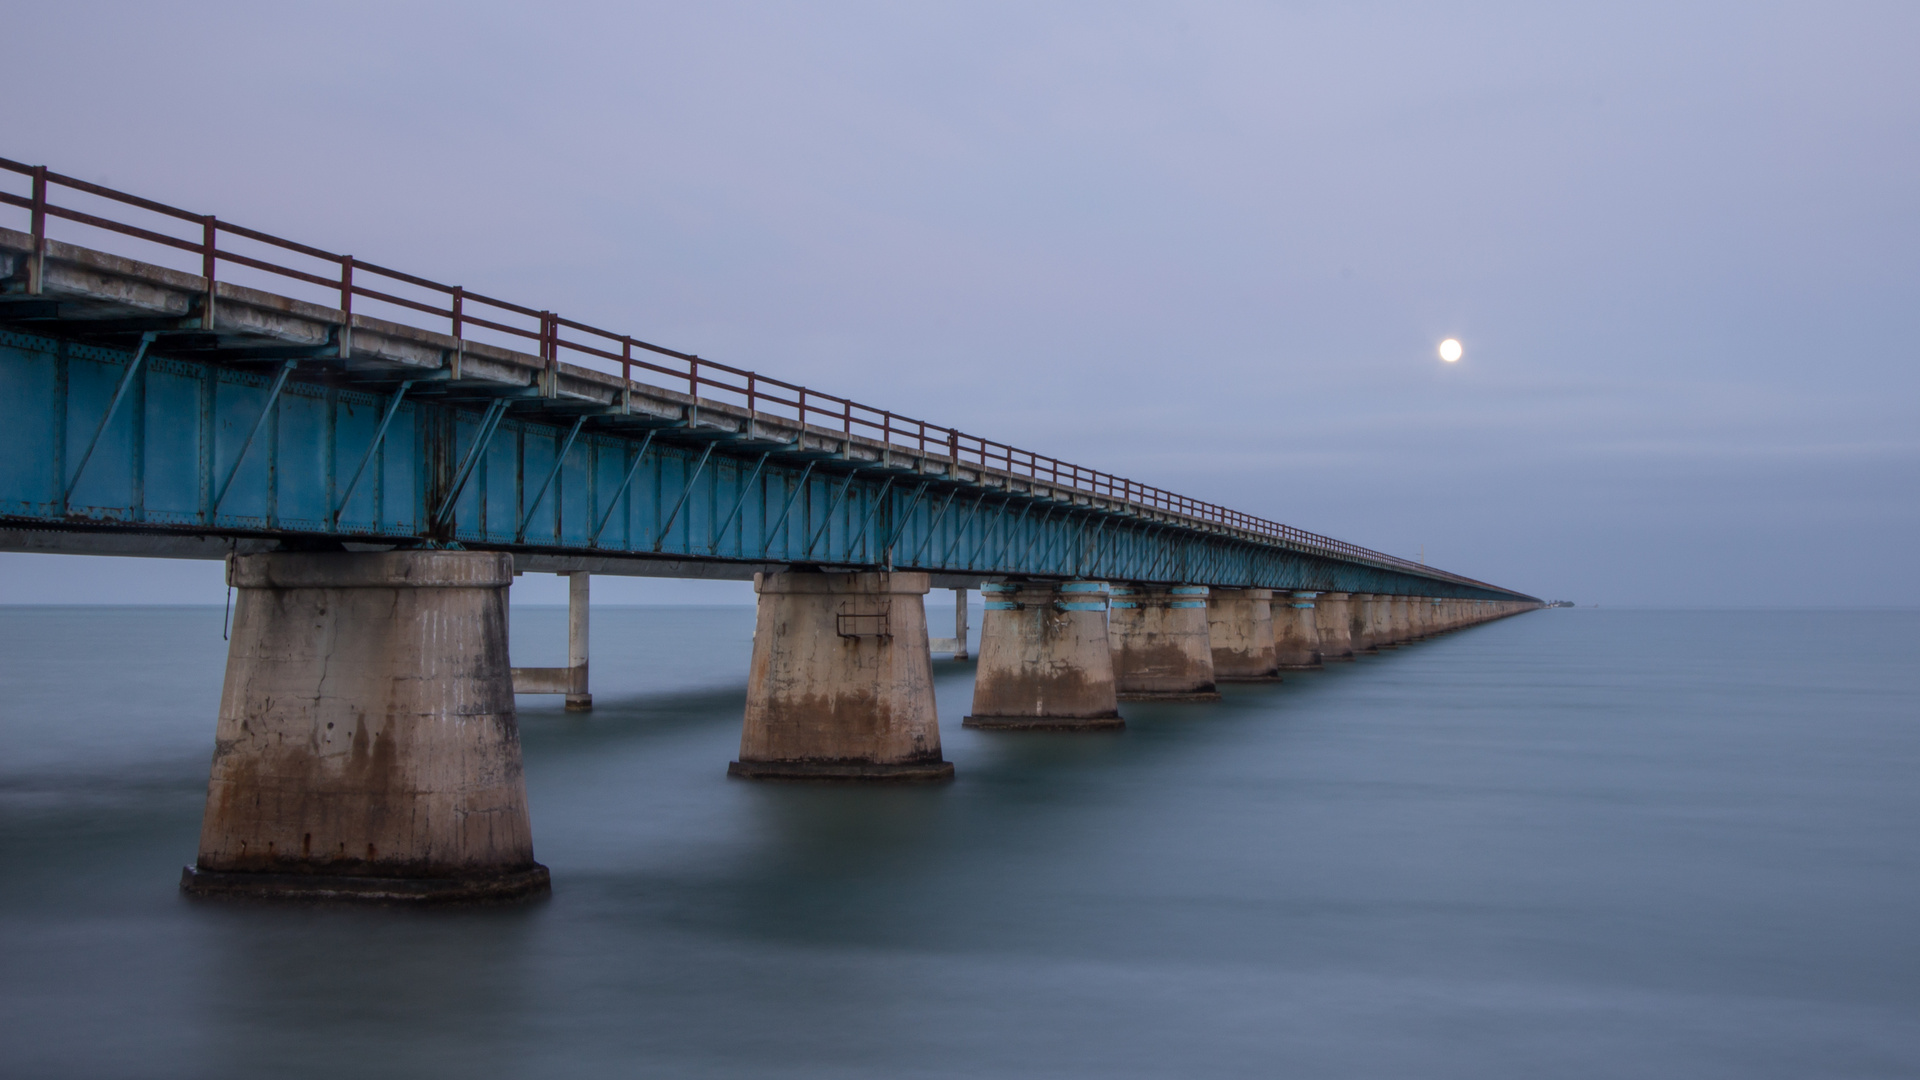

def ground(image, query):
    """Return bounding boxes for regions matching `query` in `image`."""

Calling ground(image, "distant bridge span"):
[0,157,1540,903]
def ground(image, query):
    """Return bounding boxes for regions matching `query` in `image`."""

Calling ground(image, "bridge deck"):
[0,162,1532,600]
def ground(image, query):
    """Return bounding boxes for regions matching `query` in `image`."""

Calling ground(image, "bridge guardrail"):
[0,155,1503,592]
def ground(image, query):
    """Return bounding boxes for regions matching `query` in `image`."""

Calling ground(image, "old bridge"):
[0,157,1540,901]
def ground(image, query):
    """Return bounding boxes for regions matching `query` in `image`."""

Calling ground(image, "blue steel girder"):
[0,327,1531,600]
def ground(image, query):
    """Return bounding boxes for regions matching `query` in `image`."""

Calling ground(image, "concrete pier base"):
[966,581,1123,729]
[1315,592,1356,661]
[1209,587,1281,681]
[1275,591,1323,669]
[1110,584,1219,701]
[183,550,547,904]
[731,571,951,782]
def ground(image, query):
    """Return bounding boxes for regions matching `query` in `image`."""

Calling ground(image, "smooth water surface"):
[1,606,1916,1078]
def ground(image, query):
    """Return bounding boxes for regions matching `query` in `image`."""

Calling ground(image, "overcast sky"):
[4,1,1915,606]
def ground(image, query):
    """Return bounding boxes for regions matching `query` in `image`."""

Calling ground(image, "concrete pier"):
[181,550,548,903]
[1369,595,1399,648]
[1274,591,1323,670]
[1109,584,1219,701]
[1314,592,1356,661]
[511,571,592,711]
[731,571,951,781]
[965,581,1123,730]
[1209,587,1281,681]
[1348,593,1377,651]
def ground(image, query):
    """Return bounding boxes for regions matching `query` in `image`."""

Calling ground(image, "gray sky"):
[4,1,1916,606]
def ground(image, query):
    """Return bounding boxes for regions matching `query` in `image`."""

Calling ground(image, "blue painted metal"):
[519,415,585,541]
[710,451,771,554]
[590,430,656,545]
[64,331,156,506]
[0,327,1532,599]
[654,442,714,550]
[211,359,296,515]
[332,379,412,528]
[1055,580,1110,611]
[435,398,508,526]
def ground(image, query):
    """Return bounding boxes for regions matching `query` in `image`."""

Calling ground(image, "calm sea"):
[1,606,1916,1079]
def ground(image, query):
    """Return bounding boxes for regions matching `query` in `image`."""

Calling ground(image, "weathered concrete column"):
[1362,594,1396,648]
[1405,596,1429,640]
[953,589,969,660]
[1390,596,1415,644]
[1274,591,1323,669]
[732,570,950,781]
[511,570,591,711]
[1314,592,1356,661]
[1209,587,1280,681]
[1348,592,1375,651]
[1109,584,1219,701]
[966,581,1123,729]
[182,550,547,903]
[1383,595,1407,645]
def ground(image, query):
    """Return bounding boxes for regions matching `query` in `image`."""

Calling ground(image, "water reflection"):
[1,608,1916,1078]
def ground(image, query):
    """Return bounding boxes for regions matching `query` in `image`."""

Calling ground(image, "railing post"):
[622,336,633,412]
[450,286,464,379]
[338,254,354,358]
[199,216,218,329]
[28,165,47,295]
[541,311,557,398]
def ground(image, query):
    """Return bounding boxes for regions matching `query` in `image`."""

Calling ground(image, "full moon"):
[1438,339,1463,363]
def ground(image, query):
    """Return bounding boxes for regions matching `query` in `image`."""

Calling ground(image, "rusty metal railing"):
[0,155,1502,590]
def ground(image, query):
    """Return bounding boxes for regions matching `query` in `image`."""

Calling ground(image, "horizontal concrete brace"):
[510,665,585,695]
